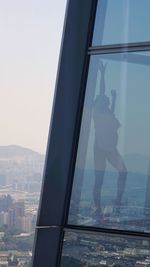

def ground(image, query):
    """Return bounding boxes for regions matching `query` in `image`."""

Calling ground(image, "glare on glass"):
[93,0,150,45]
[69,52,150,232]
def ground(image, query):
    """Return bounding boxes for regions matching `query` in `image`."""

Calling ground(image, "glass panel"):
[69,52,150,232]
[93,0,150,45]
[61,230,150,267]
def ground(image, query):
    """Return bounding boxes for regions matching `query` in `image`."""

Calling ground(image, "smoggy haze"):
[0,0,67,153]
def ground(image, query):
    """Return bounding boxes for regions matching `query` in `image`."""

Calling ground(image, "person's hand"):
[111,89,116,98]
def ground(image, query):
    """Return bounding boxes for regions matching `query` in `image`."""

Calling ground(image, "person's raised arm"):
[111,89,117,113]
[99,61,107,95]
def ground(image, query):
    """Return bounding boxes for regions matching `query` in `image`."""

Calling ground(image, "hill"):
[0,145,44,159]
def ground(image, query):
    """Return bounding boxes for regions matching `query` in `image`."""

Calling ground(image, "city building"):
[0,261,8,267]
[32,1,150,266]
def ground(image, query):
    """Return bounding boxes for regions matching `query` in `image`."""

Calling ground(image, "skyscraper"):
[32,1,150,266]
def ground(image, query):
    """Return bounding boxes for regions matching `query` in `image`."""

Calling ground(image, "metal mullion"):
[88,42,150,55]
[32,1,96,266]
[65,224,150,239]
[63,0,98,227]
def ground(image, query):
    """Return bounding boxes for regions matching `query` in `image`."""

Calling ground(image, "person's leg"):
[107,149,127,206]
[93,170,105,211]
[116,168,127,205]
[93,145,106,212]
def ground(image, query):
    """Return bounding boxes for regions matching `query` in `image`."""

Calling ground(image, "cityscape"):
[61,231,150,267]
[0,145,45,267]
[69,162,150,233]
[1,145,150,266]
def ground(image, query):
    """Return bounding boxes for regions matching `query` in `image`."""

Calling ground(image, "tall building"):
[32,1,150,266]
[13,201,25,218]
[145,160,150,216]
[0,195,13,212]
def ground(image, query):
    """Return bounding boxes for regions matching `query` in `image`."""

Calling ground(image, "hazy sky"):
[0,0,67,153]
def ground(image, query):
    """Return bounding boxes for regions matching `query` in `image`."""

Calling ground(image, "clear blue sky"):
[0,0,67,153]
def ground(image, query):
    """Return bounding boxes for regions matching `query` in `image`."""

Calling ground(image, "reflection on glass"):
[93,0,150,45]
[69,52,150,232]
[93,61,127,219]
[61,230,150,267]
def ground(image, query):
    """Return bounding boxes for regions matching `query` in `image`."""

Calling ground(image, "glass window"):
[69,52,150,232]
[61,230,150,267]
[93,0,150,46]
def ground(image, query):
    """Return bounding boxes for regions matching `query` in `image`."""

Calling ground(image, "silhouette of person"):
[93,61,127,217]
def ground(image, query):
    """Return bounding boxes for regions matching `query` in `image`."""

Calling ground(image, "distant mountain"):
[0,145,44,158]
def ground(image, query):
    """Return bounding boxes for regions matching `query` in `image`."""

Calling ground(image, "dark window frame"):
[32,1,97,266]
[32,0,150,266]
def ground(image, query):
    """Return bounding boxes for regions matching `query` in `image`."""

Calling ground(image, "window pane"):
[69,52,150,232]
[61,230,150,267]
[93,0,150,45]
